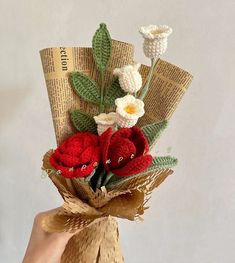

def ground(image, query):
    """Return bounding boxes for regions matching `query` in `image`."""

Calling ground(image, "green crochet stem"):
[103,77,126,105]
[96,169,106,188]
[139,58,157,100]
[99,71,105,112]
[103,171,114,186]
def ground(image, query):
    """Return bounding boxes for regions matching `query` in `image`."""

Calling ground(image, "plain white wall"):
[1,0,234,262]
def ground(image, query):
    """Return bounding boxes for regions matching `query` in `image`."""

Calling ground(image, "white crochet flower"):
[94,112,117,135]
[139,25,172,58]
[113,63,142,94]
[115,95,145,128]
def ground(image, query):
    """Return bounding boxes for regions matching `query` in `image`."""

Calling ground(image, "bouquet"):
[40,23,193,263]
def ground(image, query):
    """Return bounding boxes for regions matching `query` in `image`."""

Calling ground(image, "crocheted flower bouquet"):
[40,23,193,263]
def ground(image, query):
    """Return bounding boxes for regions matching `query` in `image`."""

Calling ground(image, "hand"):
[22,208,76,263]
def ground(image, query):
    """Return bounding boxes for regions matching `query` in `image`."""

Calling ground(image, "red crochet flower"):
[100,127,153,176]
[50,132,100,178]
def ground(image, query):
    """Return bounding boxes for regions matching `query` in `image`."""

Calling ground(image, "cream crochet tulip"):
[115,94,145,128]
[94,112,117,135]
[113,63,142,94]
[139,25,172,58]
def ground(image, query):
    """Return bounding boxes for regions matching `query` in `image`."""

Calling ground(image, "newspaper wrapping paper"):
[40,40,193,263]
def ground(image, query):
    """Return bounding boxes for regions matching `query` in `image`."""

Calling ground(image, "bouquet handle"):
[61,217,123,263]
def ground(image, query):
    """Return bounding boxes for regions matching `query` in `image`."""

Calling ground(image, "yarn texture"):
[139,25,172,58]
[94,112,117,135]
[113,63,142,94]
[50,132,100,178]
[100,127,153,176]
[92,23,112,73]
[115,94,145,128]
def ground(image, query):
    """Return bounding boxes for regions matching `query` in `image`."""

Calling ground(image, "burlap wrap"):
[40,40,193,262]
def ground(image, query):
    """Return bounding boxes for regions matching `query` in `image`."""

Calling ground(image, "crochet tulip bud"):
[94,112,117,135]
[115,94,145,128]
[139,25,172,58]
[113,63,142,94]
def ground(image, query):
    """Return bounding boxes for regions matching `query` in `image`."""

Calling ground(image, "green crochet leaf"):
[150,156,178,169]
[70,72,100,104]
[141,120,168,147]
[106,156,177,189]
[92,23,112,73]
[70,109,97,133]
[104,77,126,105]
